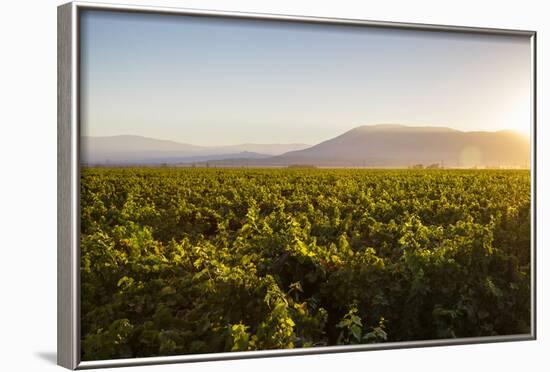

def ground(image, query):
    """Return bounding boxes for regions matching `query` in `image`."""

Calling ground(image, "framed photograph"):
[57,1,536,369]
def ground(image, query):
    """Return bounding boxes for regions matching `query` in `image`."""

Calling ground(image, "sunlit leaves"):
[80,168,531,360]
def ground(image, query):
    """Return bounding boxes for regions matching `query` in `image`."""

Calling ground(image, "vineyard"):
[80,168,531,360]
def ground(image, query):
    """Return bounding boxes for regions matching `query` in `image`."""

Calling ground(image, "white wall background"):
[0,0,546,370]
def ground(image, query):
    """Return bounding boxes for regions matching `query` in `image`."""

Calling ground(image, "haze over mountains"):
[82,125,530,168]
[81,136,310,165]
[268,124,530,168]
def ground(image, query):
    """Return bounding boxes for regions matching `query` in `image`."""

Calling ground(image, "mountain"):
[265,124,529,168]
[218,144,313,155]
[131,151,272,165]
[82,126,530,168]
[81,135,310,165]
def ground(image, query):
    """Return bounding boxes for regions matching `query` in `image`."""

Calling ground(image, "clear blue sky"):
[80,10,532,146]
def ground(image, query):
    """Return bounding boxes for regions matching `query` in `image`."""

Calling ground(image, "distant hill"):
[263,124,530,168]
[131,151,272,165]
[81,135,310,165]
[82,125,530,168]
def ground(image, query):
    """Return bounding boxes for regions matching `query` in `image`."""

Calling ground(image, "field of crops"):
[80,168,531,360]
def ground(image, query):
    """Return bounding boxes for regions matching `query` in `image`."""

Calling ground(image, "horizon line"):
[83,123,530,147]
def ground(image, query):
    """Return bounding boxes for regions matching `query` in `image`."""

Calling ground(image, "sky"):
[80,10,532,146]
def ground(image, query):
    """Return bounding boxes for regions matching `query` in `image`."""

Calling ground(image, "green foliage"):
[228,323,254,351]
[335,305,387,344]
[336,306,364,344]
[80,168,531,360]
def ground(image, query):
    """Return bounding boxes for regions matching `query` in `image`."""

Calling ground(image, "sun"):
[506,121,531,138]
[501,100,531,138]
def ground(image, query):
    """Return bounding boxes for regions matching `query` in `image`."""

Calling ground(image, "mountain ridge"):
[81,125,530,168]
[265,124,529,168]
[81,135,311,164]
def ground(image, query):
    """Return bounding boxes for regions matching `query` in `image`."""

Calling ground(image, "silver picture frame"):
[58,1,537,369]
